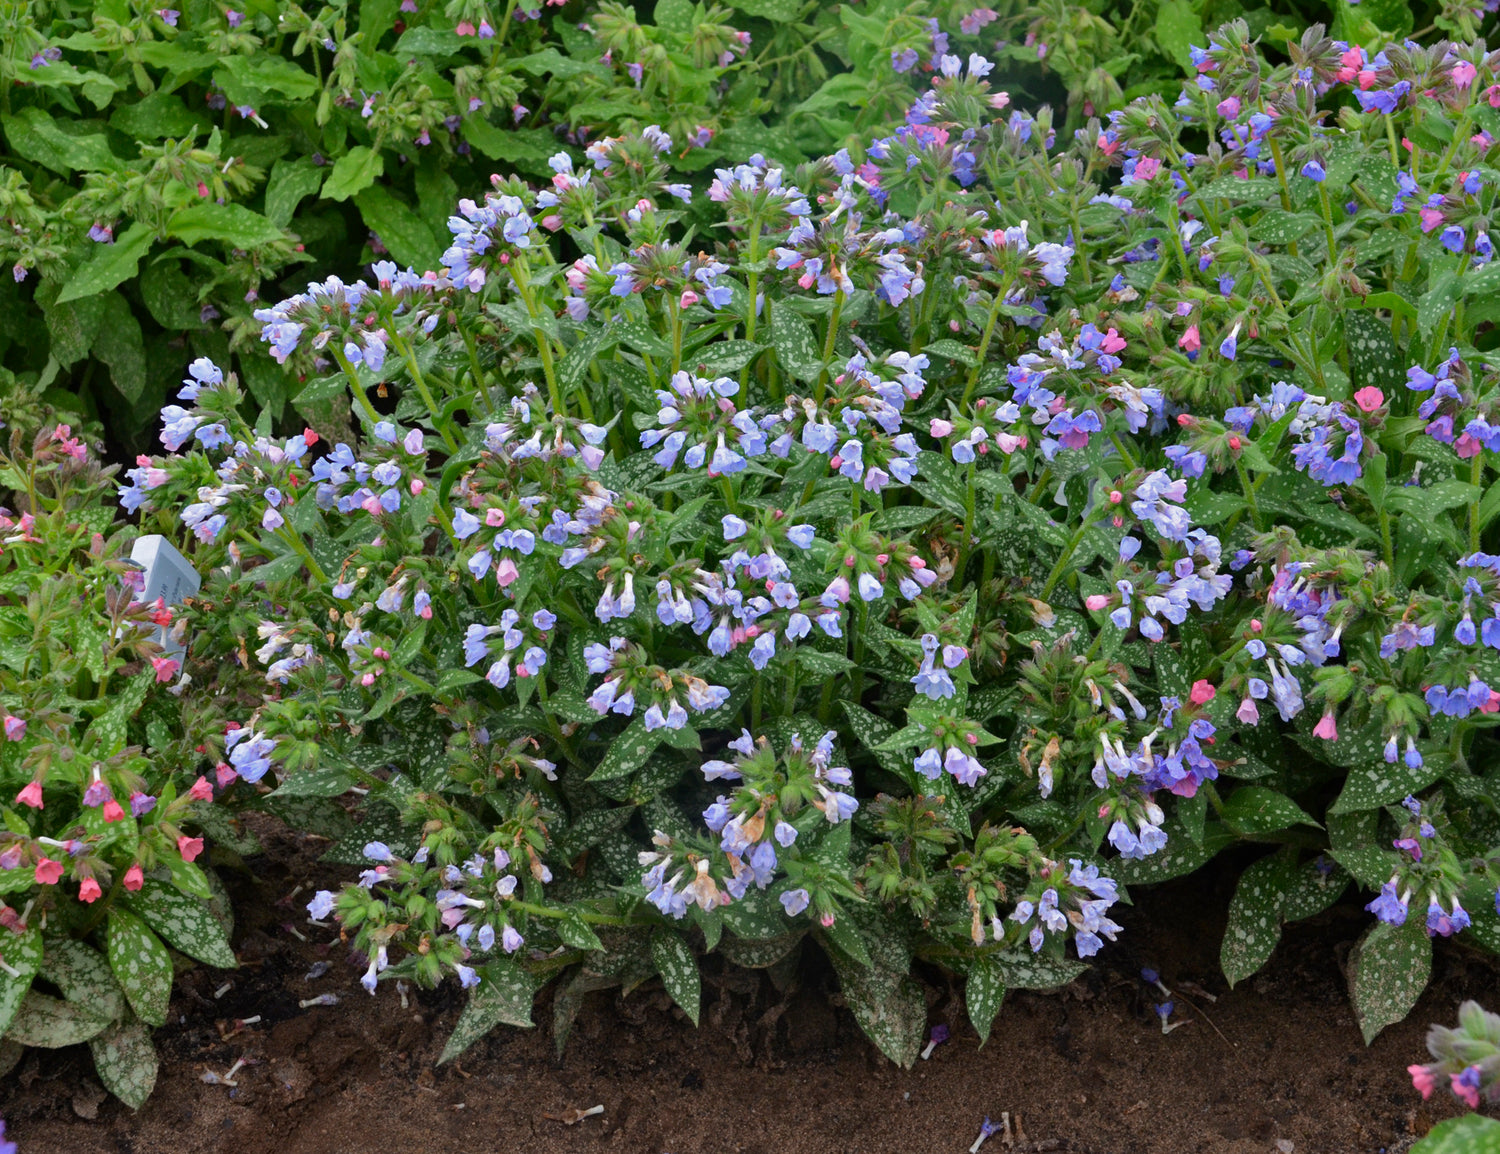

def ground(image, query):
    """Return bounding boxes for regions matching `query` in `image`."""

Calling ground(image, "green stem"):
[332,347,382,429]
[954,462,976,585]
[961,277,1014,406]
[1380,506,1396,570]
[394,335,459,452]
[813,289,845,405]
[509,257,565,417]
[1469,451,1484,554]
[510,899,639,927]
[1233,453,1263,532]
[1040,516,1097,601]
[278,526,331,584]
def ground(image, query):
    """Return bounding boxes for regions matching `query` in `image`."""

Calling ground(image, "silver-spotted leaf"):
[1349,918,1432,1044]
[438,962,543,1063]
[46,938,126,1022]
[89,1016,158,1108]
[965,956,1006,1045]
[1221,855,1296,987]
[5,990,111,1047]
[650,929,701,1026]
[828,953,924,1068]
[124,879,238,969]
[107,908,172,1027]
[0,927,43,1035]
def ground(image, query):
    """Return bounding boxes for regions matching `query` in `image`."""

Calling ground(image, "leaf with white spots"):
[558,911,605,953]
[828,951,924,1068]
[106,908,172,1027]
[993,948,1088,991]
[438,962,543,1064]
[46,938,126,1023]
[650,929,701,1026]
[964,955,1006,1045]
[89,1015,158,1109]
[1114,819,1234,885]
[770,304,821,383]
[1348,918,1431,1044]
[1280,860,1350,923]
[0,926,42,1035]
[1219,786,1320,835]
[1344,309,1406,396]
[1409,1114,1500,1152]
[718,931,804,969]
[1328,758,1442,815]
[1221,854,1297,987]
[5,990,111,1047]
[124,879,238,970]
[586,717,660,782]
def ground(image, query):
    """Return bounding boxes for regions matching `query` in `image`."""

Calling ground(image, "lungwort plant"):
[0,414,238,1107]
[120,21,1500,1069]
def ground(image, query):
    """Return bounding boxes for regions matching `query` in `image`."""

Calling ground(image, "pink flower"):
[1457,433,1483,459]
[1084,594,1110,611]
[78,877,102,904]
[124,864,145,891]
[4,716,26,741]
[216,763,238,788]
[1452,61,1477,89]
[456,20,475,34]
[14,781,41,809]
[1353,386,1384,413]
[1409,1064,1436,1098]
[34,858,63,885]
[1134,157,1161,181]
[1236,696,1259,725]
[151,655,180,682]
[1312,712,1339,740]
[496,558,519,587]
[679,289,700,308]
[929,419,954,438]
[102,799,126,823]
[1189,679,1216,705]
[188,776,214,802]
[1420,206,1445,233]
[1450,1070,1481,1109]
[177,835,204,863]
[1178,324,1200,352]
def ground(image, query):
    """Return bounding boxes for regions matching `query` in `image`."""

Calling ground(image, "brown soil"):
[2,821,1495,1154]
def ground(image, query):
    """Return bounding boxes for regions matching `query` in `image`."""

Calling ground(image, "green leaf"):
[322,147,385,202]
[123,879,238,969]
[356,186,443,272]
[1417,270,1460,339]
[964,955,1005,1045]
[819,914,872,969]
[1327,752,1442,814]
[586,718,660,782]
[770,306,822,383]
[1220,855,1296,987]
[0,927,43,1035]
[1113,820,1233,884]
[56,223,154,304]
[1219,786,1320,835]
[1153,0,1201,69]
[110,91,206,140]
[93,291,147,402]
[1410,1115,1500,1154]
[140,259,205,329]
[1251,211,1321,246]
[992,948,1088,990]
[795,648,855,678]
[89,1016,158,1109]
[650,929,701,1026]
[437,962,543,1063]
[167,203,284,248]
[1344,309,1405,396]
[1348,918,1431,1044]
[47,938,126,1023]
[827,951,924,1067]
[559,911,605,952]
[718,931,803,969]
[652,0,696,35]
[686,340,764,376]
[5,990,110,1047]
[216,54,319,101]
[727,0,802,17]
[2,107,117,174]
[107,908,173,1027]
[264,158,325,228]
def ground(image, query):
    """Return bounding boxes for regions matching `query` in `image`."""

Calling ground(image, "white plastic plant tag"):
[129,535,201,657]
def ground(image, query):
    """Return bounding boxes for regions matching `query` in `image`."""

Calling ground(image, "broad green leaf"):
[1114,820,1233,884]
[828,951,925,1067]
[1251,211,1320,246]
[685,339,763,376]
[0,926,43,1035]
[2,107,117,174]
[770,305,821,383]
[1417,271,1460,338]
[718,931,803,968]
[56,223,155,304]
[964,955,1005,1044]
[110,91,206,140]
[1348,918,1431,1044]
[47,938,126,1023]
[992,948,1088,990]
[1153,0,1201,69]
[44,290,107,364]
[89,1016,158,1109]
[1219,786,1320,835]
[167,203,284,248]
[1410,1115,1500,1154]
[1328,758,1441,814]
[216,54,318,101]
[107,908,173,1027]
[323,147,385,202]
[652,0,695,35]
[124,879,238,969]
[1220,855,1296,987]
[1344,309,1405,396]
[5,990,110,1047]
[558,911,605,953]
[265,158,325,227]
[438,962,543,1063]
[355,186,443,272]
[93,291,147,402]
[819,914,872,969]
[727,0,801,17]
[650,929,700,1026]
[586,718,660,782]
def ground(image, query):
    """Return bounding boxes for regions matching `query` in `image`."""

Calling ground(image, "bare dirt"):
[2,819,1495,1154]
